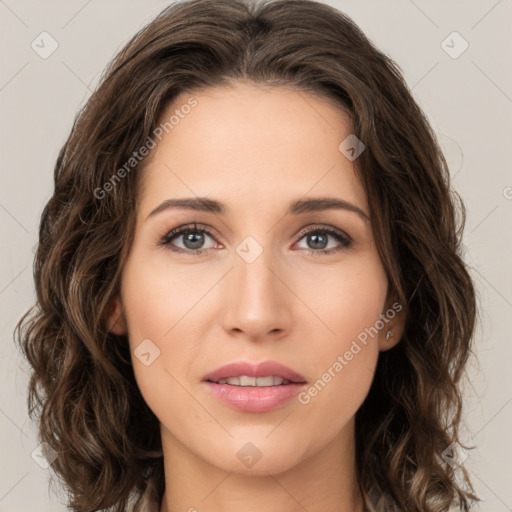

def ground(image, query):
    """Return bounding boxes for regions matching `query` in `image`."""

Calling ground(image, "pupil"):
[309,233,327,249]
[184,232,204,249]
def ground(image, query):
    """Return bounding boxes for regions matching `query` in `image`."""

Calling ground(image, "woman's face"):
[108,82,402,476]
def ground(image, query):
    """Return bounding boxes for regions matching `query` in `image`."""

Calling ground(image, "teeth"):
[216,376,291,386]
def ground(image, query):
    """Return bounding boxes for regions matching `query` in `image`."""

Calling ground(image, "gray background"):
[1,1,511,510]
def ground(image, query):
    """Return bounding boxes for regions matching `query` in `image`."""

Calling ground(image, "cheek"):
[294,254,387,418]
[295,249,387,347]
[121,255,211,343]
[119,255,222,417]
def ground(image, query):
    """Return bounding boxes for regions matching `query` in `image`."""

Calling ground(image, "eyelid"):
[159,222,353,254]
[158,222,219,250]
[296,224,352,243]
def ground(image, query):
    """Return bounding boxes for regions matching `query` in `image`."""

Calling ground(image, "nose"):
[221,247,293,342]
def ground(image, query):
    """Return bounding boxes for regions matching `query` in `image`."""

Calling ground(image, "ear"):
[379,293,405,352]
[105,293,128,336]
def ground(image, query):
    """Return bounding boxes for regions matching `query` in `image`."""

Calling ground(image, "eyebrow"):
[146,196,369,222]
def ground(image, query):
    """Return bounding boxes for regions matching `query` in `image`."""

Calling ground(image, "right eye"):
[159,223,219,255]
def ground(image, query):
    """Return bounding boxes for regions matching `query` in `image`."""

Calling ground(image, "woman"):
[15,0,479,510]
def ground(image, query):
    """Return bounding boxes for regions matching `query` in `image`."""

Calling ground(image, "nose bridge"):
[234,241,282,308]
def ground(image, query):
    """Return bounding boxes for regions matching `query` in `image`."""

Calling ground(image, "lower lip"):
[203,381,306,412]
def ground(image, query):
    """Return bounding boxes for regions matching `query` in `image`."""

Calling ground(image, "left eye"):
[295,227,352,254]
[159,224,352,255]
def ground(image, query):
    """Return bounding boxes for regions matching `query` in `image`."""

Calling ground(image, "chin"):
[201,436,308,476]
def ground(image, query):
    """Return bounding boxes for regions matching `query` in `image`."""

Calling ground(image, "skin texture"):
[107,82,404,512]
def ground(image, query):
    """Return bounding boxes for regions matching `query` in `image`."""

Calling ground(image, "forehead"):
[138,82,367,219]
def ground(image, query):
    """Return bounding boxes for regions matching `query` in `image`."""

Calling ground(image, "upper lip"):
[203,361,307,383]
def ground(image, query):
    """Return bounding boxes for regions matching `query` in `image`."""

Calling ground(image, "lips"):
[202,360,307,413]
[202,360,307,384]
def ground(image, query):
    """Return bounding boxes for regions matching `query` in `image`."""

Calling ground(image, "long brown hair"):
[15,0,479,510]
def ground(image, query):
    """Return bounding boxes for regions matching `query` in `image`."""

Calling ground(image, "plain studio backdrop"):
[1,1,511,510]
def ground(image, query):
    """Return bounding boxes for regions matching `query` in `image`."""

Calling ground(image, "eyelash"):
[158,222,353,257]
